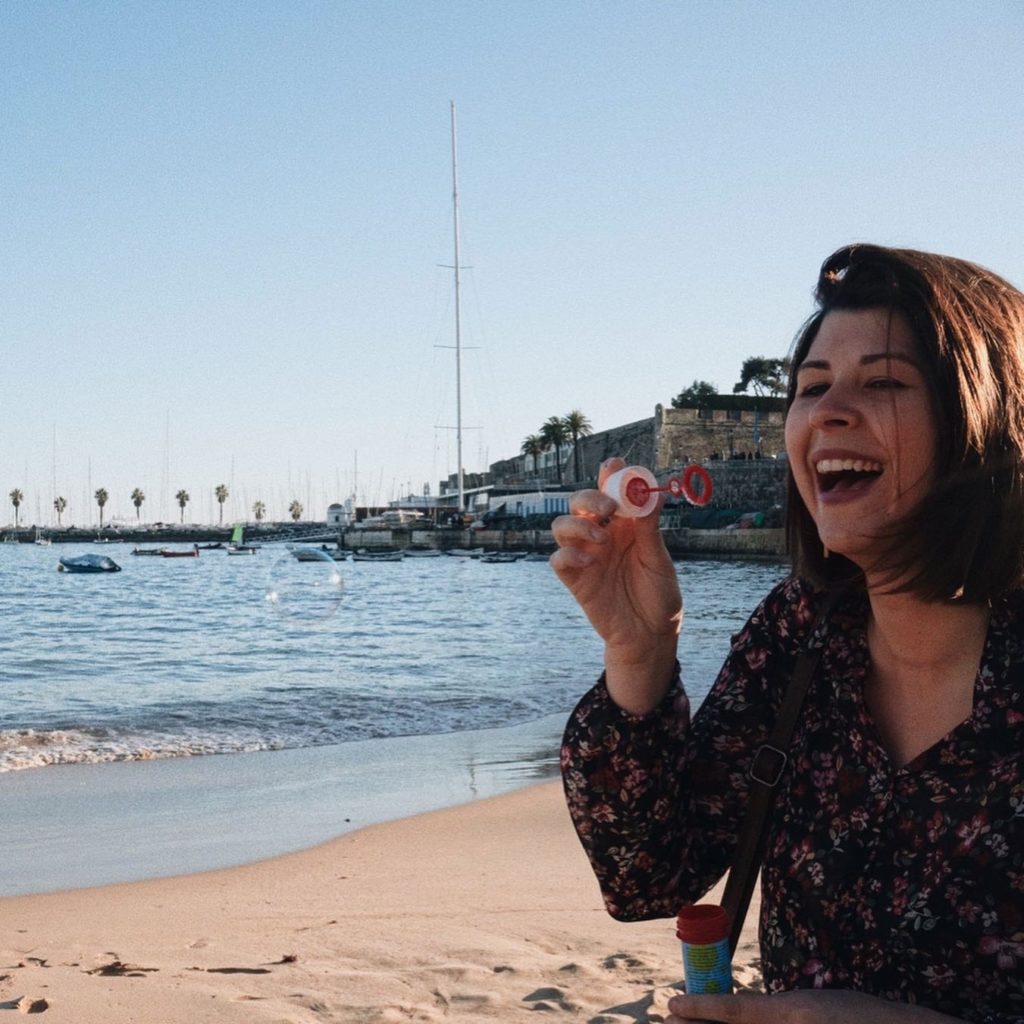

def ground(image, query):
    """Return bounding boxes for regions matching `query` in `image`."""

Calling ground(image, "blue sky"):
[3,0,1022,525]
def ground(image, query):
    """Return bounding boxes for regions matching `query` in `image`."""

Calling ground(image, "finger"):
[549,545,594,575]
[627,490,673,556]
[550,513,609,549]
[567,489,617,523]
[666,993,762,1022]
[597,456,627,490]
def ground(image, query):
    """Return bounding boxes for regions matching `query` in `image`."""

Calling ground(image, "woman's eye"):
[867,377,906,390]
[798,382,828,397]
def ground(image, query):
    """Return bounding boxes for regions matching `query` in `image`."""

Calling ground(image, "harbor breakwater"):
[352,526,787,560]
[4,523,787,561]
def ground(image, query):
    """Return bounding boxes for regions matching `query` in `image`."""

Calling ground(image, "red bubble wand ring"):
[602,464,713,518]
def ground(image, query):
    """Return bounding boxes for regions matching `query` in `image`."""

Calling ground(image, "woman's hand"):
[666,990,962,1023]
[550,458,682,713]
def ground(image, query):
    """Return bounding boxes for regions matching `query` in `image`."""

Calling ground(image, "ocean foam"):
[0,727,284,773]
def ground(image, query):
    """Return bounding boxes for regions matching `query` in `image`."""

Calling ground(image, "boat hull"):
[59,555,122,573]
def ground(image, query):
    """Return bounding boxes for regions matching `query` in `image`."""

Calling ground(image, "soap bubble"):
[265,546,345,624]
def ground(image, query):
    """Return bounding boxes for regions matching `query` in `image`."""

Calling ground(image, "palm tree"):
[131,488,145,522]
[562,409,593,483]
[176,489,190,524]
[253,500,266,523]
[520,434,546,481]
[288,499,303,522]
[54,496,67,527]
[214,484,229,525]
[95,488,109,530]
[539,416,570,486]
[9,489,24,528]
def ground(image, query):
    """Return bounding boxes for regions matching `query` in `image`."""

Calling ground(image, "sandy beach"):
[0,779,762,1022]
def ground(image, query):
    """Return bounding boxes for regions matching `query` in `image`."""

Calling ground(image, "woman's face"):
[785,307,938,575]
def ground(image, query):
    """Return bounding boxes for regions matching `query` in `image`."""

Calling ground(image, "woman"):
[552,244,1024,1023]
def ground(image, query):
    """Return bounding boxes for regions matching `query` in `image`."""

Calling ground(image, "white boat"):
[352,549,404,562]
[479,551,521,563]
[227,524,258,554]
[404,549,442,558]
[445,548,481,558]
[33,528,51,547]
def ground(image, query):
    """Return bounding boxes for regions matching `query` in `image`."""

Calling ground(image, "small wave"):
[0,728,286,774]
[0,698,559,775]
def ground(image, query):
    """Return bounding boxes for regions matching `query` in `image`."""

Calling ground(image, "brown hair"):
[785,243,1024,602]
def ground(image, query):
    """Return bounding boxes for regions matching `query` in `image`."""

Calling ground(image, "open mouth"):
[815,458,883,494]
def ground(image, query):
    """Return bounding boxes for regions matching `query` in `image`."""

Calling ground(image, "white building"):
[327,501,353,527]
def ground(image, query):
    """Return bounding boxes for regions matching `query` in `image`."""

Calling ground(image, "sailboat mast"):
[450,100,464,517]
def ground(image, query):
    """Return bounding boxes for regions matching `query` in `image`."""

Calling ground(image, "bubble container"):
[602,466,660,518]
[676,904,733,995]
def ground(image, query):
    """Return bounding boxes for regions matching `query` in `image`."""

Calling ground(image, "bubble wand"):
[601,464,713,518]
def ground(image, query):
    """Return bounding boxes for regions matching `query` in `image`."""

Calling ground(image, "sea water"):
[0,543,786,774]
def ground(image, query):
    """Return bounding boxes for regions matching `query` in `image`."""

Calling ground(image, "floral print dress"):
[561,575,1024,1023]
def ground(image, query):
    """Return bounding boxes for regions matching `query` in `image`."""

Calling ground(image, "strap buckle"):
[749,744,787,787]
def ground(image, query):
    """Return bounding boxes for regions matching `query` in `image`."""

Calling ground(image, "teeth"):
[815,458,882,474]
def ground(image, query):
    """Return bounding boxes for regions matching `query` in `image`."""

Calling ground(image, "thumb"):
[630,492,669,552]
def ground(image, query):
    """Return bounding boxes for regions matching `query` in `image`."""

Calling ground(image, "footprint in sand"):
[601,953,647,971]
[0,996,49,1014]
[522,986,582,1012]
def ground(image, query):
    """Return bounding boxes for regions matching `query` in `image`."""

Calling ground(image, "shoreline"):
[0,780,763,1022]
[0,713,566,897]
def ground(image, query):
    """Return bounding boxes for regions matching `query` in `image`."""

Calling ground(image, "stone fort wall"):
[491,399,788,513]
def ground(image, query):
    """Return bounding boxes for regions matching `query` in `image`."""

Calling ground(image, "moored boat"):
[291,544,348,562]
[161,546,200,558]
[352,549,404,562]
[58,554,122,573]
[227,523,258,554]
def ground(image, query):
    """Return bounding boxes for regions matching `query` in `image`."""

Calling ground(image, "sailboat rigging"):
[450,101,465,515]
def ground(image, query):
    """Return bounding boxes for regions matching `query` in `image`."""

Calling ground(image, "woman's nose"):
[808,384,860,429]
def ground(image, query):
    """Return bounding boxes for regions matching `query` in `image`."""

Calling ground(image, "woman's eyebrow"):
[795,352,920,374]
[860,352,920,368]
